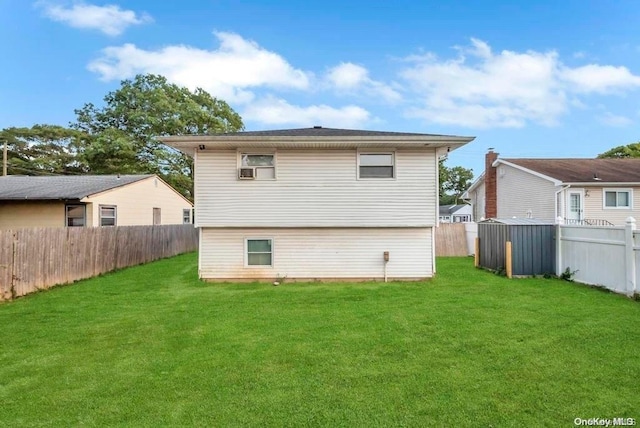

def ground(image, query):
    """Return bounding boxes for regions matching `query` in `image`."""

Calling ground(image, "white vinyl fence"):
[556,217,638,296]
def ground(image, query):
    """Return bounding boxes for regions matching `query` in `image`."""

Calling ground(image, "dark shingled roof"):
[439,204,468,215]
[504,158,640,183]
[211,127,464,138]
[0,175,153,200]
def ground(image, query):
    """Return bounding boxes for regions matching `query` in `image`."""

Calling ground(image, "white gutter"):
[554,185,571,223]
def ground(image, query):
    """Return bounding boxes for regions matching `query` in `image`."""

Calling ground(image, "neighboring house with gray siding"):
[0,175,193,229]
[162,127,474,281]
[463,150,640,226]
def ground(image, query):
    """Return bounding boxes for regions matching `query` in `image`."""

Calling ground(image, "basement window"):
[358,153,395,179]
[246,238,273,266]
[604,189,632,209]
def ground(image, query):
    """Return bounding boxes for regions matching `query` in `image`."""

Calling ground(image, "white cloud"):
[560,64,640,93]
[242,96,371,128]
[37,1,152,36]
[88,32,312,104]
[599,112,633,127]
[400,39,640,128]
[326,62,402,103]
[401,41,566,128]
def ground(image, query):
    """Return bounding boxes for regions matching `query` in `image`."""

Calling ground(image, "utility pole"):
[2,140,7,176]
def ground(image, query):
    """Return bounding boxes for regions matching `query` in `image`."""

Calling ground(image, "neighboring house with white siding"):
[162,127,474,281]
[463,150,640,226]
[439,204,473,223]
[0,175,193,229]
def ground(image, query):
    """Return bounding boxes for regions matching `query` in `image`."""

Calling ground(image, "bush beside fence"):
[0,224,198,301]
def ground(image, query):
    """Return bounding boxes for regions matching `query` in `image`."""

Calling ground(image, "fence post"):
[624,217,636,296]
[555,217,563,277]
[474,237,480,267]
[505,241,512,278]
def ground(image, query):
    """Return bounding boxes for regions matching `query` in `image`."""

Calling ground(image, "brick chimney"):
[485,149,498,219]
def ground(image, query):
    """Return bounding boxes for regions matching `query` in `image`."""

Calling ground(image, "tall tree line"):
[0,74,243,200]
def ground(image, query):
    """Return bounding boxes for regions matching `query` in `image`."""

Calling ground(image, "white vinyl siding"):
[194,149,437,227]
[582,186,640,226]
[496,164,556,221]
[472,181,485,221]
[200,228,433,280]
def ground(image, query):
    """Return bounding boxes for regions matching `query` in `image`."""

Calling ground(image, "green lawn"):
[0,254,638,427]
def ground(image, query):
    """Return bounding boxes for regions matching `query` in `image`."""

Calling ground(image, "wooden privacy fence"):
[0,225,198,301]
[435,222,476,256]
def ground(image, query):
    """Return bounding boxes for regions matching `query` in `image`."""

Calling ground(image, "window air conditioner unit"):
[238,167,255,179]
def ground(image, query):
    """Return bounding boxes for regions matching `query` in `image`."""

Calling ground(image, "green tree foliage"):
[439,159,473,205]
[597,142,640,158]
[0,125,87,175]
[72,74,244,199]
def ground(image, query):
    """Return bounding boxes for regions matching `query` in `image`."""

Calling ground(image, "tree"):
[0,125,87,176]
[439,159,473,205]
[72,74,244,199]
[597,142,640,158]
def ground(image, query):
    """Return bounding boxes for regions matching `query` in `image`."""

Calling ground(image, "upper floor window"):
[604,189,632,209]
[241,153,275,180]
[99,205,117,226]
[183,209,191,224]
[359,153,395,179]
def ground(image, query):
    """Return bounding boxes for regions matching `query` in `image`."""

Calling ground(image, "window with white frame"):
[183,209,191,224]
[246,239,273,266]
[359,153,395,179]
[603,189,632,208]
[65,204,86,227]
[241,153,275,179]
[99,205,117,226]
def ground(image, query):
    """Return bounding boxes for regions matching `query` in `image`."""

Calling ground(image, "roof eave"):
[160,135,475,156]
[564,182,640,186]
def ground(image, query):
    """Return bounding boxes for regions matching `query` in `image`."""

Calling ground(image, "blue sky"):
[2,0,640,176]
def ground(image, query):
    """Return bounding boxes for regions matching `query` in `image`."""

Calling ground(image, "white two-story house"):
[162,127,474,281]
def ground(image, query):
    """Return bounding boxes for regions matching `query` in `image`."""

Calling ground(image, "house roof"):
[502,158,640,183]
[439,204,468,215]
[206,127,465,138]
[160,126,475,154]
[0,175,153,200]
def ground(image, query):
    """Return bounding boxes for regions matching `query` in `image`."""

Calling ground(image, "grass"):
[0,254,638,427]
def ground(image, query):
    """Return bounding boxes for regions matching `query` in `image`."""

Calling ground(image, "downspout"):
[554,185,571,223]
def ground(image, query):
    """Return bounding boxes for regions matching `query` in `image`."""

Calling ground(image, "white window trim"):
[182,209,191,224]
[237,151,277,180]
[356,149,396,180]
[602,188,633,210]
[244,237,274,268]
[99,204,117,227]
